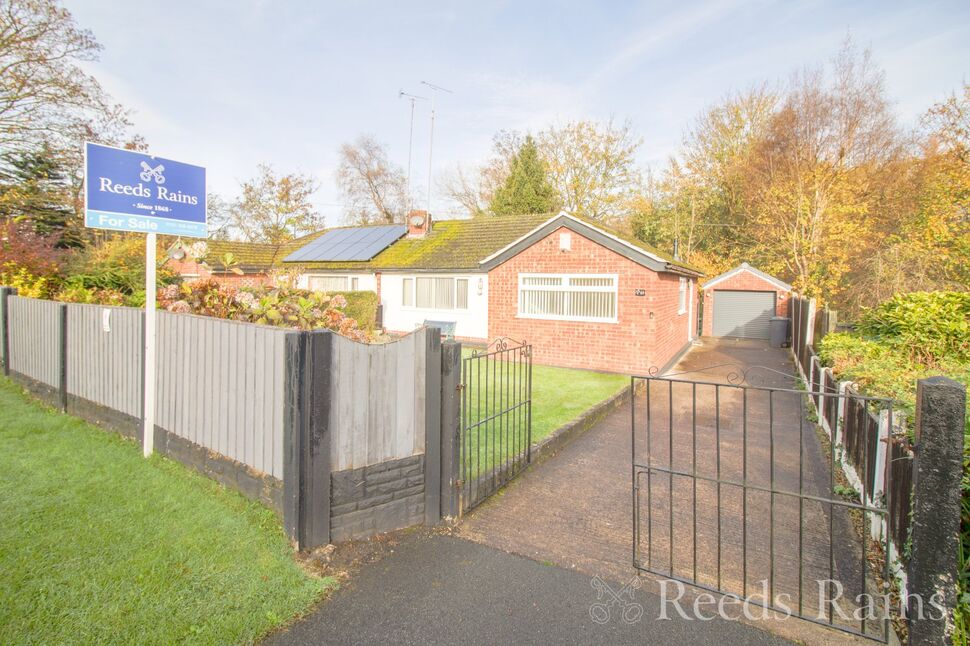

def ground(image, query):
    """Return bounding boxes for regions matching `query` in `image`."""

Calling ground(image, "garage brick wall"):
[701,269,790,337]
[488,226,696,374]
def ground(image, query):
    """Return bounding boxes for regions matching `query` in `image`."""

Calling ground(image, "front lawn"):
[0,378,331,645]
[530,362,629,442]
[461,349,628,477]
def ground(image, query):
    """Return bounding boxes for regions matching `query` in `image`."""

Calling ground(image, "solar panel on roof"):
[283,224,406,262]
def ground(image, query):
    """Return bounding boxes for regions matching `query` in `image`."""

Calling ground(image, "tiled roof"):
[567,213,704,275]
[196,212,700,275]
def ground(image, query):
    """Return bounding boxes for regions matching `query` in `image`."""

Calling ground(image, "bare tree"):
[0,0,142,240]
[335,135,408,224]
[441,130,524,216]
[0,0,134,155]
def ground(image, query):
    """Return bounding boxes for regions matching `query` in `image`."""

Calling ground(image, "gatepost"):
[907,376,966,645]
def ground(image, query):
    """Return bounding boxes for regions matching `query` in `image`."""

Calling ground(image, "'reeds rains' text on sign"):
[84,142,207,238]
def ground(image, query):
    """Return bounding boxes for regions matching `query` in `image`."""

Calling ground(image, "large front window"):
[518,274,617,322]
[402,276,469,310]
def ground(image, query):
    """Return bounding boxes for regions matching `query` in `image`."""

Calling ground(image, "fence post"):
[439,340,462,519]
[907,376,966,645]
[805,298,817,348]
[282,329,333,550]
[57,302,68,412]
[835,379,849,451]
[0,286,15,376]
[423,327,442,526]
[872,409,889,501]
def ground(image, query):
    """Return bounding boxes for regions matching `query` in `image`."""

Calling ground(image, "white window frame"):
[678,277,688,315]
[517,273,619,324]
[307,274,361,292]
[401,275,470,311]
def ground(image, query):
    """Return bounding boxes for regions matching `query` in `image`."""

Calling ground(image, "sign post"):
[84,143,206,457]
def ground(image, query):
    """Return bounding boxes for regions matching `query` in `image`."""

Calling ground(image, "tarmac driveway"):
[264,531,791,646]
[458,337,873,645]
[266,338,872,645]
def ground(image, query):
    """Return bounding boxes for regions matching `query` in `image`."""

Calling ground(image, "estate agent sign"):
[84,142,207,238]
[83,142,207,458]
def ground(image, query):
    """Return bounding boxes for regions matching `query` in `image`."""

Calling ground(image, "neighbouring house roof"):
[283,224,407,263]
[187,211,702,276]
[479,212,705,277]
[701,262,792,291]
[199,239,290,272]
[287,214,553,272]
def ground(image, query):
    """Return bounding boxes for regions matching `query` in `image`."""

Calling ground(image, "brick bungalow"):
[169,212,705,374]
[700,262,792,339]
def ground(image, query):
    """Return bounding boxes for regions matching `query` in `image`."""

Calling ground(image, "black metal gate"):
[632,372,901,642]
[459,338,532,513]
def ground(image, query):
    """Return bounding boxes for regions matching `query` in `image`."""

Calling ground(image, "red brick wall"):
[487,226,696,374]
[166,258,272,289]
[701,269,790,336]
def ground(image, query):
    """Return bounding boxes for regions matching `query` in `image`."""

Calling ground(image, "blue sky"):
[66,0,969,224]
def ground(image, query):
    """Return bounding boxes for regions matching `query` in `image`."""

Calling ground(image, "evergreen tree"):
[488,136,558,216]
[0,147,80,246]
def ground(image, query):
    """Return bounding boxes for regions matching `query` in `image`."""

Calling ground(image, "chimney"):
[407,210,431,238]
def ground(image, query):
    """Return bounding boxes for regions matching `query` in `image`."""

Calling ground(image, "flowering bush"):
[157,279,368,340]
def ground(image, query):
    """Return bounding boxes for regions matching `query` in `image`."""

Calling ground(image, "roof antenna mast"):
[398,90,428,210]
[420,81,453,215]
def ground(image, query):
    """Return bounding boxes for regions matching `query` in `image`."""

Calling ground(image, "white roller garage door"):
[712,290,776,339]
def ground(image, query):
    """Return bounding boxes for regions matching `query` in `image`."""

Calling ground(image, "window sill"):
[515,313,618,325]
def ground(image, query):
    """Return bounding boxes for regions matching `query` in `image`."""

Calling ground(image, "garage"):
[712,290,776,338]
[700,263,793,340]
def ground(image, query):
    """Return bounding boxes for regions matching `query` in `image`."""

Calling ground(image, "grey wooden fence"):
[156,312,288,479]
[330,329,429,471]
[2,295,288,480]
[8,296,62,388]
[66,303,143,419]
[1,288,461,549]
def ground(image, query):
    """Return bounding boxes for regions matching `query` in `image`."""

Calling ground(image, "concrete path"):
[459,338,877,645]
[264,532,792,646]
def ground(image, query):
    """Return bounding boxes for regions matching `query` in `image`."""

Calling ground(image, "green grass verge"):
[460,349,628,478]
[0,378,332,646]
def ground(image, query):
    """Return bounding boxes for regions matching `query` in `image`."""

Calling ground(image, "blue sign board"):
[85,142,207,237]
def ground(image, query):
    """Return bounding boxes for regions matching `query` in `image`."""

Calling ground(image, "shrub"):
[856,291,970,363]
[55,285,129,307]
[61,235,178,296]
[329,290,378,331]
[157,280,369,341]
[0,265,55,298]
[0,220,66,297]
[0,220,66,278]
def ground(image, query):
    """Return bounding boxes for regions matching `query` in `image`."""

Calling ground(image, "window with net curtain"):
[308,275,360,292]
[403,277,469,310]
[518,274,617,322]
